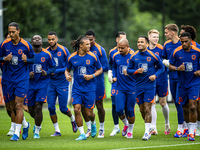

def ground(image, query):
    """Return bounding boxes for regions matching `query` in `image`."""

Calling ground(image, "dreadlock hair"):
[70,35,88,51]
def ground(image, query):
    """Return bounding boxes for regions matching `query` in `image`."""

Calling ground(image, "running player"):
[112,38,136,138]
[65,35,103,140]
[0,22,35,141]
[27,35,56,139]
[126,36,164,140]
[46,31,77,136]
[147,29,170,135]
[169,32,200,141]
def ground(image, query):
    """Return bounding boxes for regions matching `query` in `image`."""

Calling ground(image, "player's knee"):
[116,109,124,117]
[127,110,135,117]
[60,107,69,114]
[190,105,197,113]
[74,107,81,115]
[48,107,56,116]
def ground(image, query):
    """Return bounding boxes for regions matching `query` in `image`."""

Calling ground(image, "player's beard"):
[50,43,57,48]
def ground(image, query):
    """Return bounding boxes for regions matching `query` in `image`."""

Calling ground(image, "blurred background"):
[0,0,200,103]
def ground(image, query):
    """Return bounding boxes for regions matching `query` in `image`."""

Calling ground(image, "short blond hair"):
[148,29,159,37]
[165,24,179,33]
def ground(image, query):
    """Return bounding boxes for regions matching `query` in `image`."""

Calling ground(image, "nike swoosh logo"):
[74,61,78,64]
[179,57,183,59]
[6,50,10,51]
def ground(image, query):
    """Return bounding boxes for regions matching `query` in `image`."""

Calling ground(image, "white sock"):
[70,115,75,122]
[35,125,41,134]
[127,123,134,134]
[197,121,200,128]
[99,122,104,130]
[114,124,119,129]
[53,122,60,133]
[15,124,22,137]
[162,104,169,124]
[91,120,96,125]
[10,122,16,131]
[188,122,196,135]
[151,104,157,128]
[122,118,129,126]
[22,116,28,128]
[183,121,188,129]
[86,121,91,130]
[178,124,183,132]
[78,126,84,134]
[145,123,151,134]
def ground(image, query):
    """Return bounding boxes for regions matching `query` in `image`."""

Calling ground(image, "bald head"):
[118,38,129,55]
[118,38,129,46]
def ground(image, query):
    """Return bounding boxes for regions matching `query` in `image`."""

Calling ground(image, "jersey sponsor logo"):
[53,57,58,66]
[147,57,151,62]
[192,55,196,60]
[33,64,42,73]
[18,49,23,55]
[41,57,45,62]
[78,66,87,75]
[10,55,18,65]
[119,65,127,75]
[86,59,90,65]
[184,62,193,72]
[93,51,97,55]
[57,52,61,56]
[138,63,148,72]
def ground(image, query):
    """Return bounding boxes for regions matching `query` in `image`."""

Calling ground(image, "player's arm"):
[127,58,143,75]
[112,57,117,83]
[65,58,72,82]
[108,51,114,83]
[23,43,35,63]
[168,52,185,71]
[100,48,108,72]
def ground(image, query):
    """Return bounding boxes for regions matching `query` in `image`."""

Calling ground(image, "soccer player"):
[162,24,185,138]
[108,31,126,136]
[65,35,103,140]
[27,35,56,138]
[0,22,35,141]
[147,29,170,135]
[112,38,136,138]
[169,32,200,141]
[82,29,108,138]
[46,31,77,136]
[126,36,164,140]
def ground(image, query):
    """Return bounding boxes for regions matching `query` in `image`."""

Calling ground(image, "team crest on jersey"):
[179,97,183,103]
[155,52,159,56]
[57,52,61,56]
[147,57,151,62]
[191,55,196,60]
[41,57,45,62]
[86,59,90,65]
[93,51,97,55]
[18,49,23,55]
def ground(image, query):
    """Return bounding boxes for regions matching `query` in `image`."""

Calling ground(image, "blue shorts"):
[72,90,95,109]
[136,88,155,105]
[115,90,136,117]
[7,80,29,100]
[27,86,48,106]
[96,86,106,101]
[1,80,9,103]
[178,85,199,105]
[155,81,168,97]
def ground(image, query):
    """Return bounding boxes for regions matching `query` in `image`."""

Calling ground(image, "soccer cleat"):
[127,132,133,139]
[182,129,188,138]
[164,124,170,135]
[149,126,155,135]
[174,130,182,138]
[33,125,42,133]
[51,131,61,137]
[10,134,19,141]
[195,127,200,136]
[75,133,87,141]
[122,125,128,136]
[187,134,195,141]
[22,122,30,140]
[85,129,91,138]
[151,128,158,135]
[97,129,104,138]
[33,133,40,139]
[142,133,151,141]
[7,129,15,136]
[71,121,78,133]
[110,127,120,137]
[91,123,97,138]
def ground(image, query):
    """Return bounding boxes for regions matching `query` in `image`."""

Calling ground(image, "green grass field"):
[0,100,200,150]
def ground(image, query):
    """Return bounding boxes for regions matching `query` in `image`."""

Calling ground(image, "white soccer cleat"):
[85,129,91,138]
[151,128,158,135]
[98,129,104,138]
[110,127,120,137]
[7,129,15,136]
[127,132,133,139]
[196,127,200,136]
[164,124,170,135]
[142,132,151,141]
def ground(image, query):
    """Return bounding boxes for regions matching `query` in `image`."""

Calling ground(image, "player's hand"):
[162,59,169,68]
[29,71,34,79]
[194,70,200,76]
[65,70,72,82]
[137,68,144,74]
[84,74,93,81]
[149,75,156,81]
[108,70,113,84]
[4,52,12,61]
[177,63,185,71]
[41,68,47,76]
[22,53,27,62]
[123,70,129,76]
[112,77,117,83]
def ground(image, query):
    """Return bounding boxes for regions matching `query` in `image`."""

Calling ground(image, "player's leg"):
[81,105,91,137]
[151,96,157,135]
[196,100,200,136]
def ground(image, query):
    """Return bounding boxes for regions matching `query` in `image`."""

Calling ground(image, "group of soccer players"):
[1,22,200,141]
